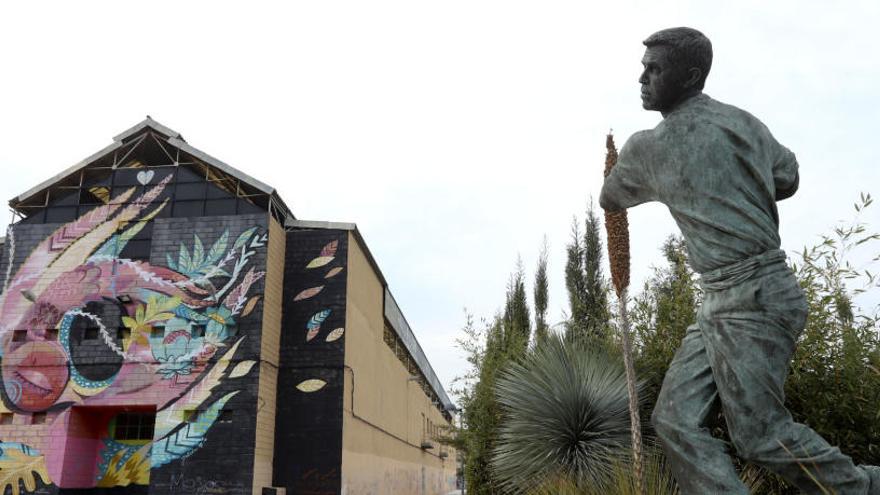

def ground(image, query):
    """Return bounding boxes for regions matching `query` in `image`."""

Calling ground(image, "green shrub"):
[491,334,634,493]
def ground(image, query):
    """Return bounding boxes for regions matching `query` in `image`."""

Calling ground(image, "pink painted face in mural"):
[1,341,69,411]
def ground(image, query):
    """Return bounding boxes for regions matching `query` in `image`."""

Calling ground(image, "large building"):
[0,119,458,495]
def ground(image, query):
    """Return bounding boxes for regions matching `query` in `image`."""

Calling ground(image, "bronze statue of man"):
[600,27,880,494]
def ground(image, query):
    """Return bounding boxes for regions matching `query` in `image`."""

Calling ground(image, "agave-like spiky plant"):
[491,334,635,493]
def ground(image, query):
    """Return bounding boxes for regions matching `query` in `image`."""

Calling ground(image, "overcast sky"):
[2,1,878,400]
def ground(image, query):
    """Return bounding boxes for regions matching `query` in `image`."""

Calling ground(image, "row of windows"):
[0,412,44,425]
[422,413,444,440]
[383,321,444,413]
[24,197,263,225]
[18,162,267,225]
[11,324,208,344]
[0,410,233,439]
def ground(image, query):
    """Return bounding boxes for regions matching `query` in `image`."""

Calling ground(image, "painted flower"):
[153,330,196,380]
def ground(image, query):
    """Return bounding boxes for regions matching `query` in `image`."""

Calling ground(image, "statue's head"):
[640,27,713,114]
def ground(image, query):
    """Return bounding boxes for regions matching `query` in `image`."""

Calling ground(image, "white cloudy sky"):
[1,1,878,400]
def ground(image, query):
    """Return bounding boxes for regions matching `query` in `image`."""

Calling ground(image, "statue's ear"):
[683,67,702,89]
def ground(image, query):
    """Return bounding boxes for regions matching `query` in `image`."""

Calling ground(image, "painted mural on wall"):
[294,239,345,393]
[0,174,265,491]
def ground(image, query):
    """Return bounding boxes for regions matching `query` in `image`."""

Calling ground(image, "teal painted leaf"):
[207,230,229,265]
[150,391,239,468]
[307,310,331,330]
[192,235,205,267]
[93,235,121,258]
[233,227,258,252]
[178,243,192,272]
[166,253,177,271]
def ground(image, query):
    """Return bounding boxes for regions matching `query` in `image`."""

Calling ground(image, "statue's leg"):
[700,263,873,494]
[652,323,749,494]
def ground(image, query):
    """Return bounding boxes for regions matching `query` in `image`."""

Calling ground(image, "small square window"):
[113,168,146,186]
[204,199,237,216]
[12,330,27,343]
[84,327,100,340]
[151,326,165,339]
[45,206,78,223]
[49,188,80,206]
[119,239,152,262]
[191,324,206,338]
[44,329,58,341]
[218,409,233,424]
[236,198,263,214]
[175,165,205,183]
[0,413,13,425]
[31,413,46,425]
[117,327,130,340]
[111,186,136,202]
[175,182,206,201]
[183,409,197,422]
[113,412,155,441]
[172,200,204,218]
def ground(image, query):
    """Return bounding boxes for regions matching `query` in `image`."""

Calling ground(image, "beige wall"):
[252,217,285,494]
[341,232,457,495]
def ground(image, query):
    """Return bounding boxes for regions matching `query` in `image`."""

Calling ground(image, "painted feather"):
[296,379,327,393]
[305,256,334,269]
[325,267,344,279]
[320,241,339,257]
[294,286,324,301]
[325,328,345,342]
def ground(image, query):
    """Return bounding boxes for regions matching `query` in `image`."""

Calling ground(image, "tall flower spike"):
[604,133,630,296]
[603,132,643,494]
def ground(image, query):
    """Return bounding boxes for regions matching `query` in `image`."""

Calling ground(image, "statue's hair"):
[644,27,713,89]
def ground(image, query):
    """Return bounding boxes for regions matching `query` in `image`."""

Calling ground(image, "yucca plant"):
[491,333,635,493]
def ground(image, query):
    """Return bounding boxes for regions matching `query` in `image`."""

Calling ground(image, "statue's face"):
[639,45,687,112]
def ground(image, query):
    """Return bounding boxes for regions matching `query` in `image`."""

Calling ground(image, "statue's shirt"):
[601,94,799,274]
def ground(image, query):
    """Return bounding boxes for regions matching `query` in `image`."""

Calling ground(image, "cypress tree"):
[533,237,550,346]
[503,259,531,356]
[565,203,611,343]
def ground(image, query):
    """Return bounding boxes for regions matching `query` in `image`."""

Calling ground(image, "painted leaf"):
[325,267,344,279]
[240,295,262,317]
[320,240,339,257]
[96,444,150,487]
[306,327,320,342]
[151,391,239,468]
[165,253,177,271]
[0,448,51,495]
[294,286,324,301]
[307,309,331,330]
[233,227,258,251]
[178,243,191,272]
[154,338,244,438]
[229,360,256,378]
[325,328,345,342]
[206,230,229,265]
[192,235,205,267]
[296,379,327,393]
[306,256,334,269]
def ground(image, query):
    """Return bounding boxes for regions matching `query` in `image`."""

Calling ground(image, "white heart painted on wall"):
[136,170,155,185]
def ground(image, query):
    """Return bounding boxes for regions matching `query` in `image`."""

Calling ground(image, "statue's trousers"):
[652,249,875,494]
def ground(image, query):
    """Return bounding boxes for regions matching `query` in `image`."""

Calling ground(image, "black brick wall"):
[273,229,348,495]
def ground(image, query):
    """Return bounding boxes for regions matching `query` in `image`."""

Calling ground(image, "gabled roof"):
[10,117,294,222]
